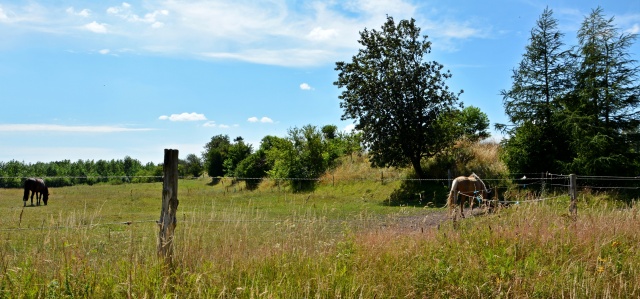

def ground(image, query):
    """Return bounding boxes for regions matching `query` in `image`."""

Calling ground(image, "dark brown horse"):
[23,178,49,206]
[447,173,488,220]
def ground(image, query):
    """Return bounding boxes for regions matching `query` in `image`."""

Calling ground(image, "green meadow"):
[0,166,639,298]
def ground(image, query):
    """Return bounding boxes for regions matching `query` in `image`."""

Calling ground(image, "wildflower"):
[597,256,608,263]
[597,266,605,273]
[611,241,620,248]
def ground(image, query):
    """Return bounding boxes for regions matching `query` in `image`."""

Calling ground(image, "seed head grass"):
[0,158,638,297]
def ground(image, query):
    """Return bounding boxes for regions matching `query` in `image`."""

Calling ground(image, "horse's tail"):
[23,179,31,201]
[446,180,458,213]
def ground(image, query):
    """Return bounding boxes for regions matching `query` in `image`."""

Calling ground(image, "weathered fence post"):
[158,149,179,263]
[569,174,577,220]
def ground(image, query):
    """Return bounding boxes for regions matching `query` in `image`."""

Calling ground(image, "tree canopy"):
[335,16,463,179]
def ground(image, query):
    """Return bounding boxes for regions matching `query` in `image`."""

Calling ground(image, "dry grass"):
[0,152,639,297]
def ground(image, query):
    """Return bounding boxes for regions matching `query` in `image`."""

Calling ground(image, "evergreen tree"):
[564,7,640,175]
[498,7,572,173]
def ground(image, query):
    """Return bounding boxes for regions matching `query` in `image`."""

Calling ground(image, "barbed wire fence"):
[2,173,639,231]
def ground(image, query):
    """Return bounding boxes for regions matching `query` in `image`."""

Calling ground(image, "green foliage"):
[498,7,573,174]
[0,157,160,187]
[183,154,204,178]
[335,16,462,179]
[500,7,640,175]
[235,149,269,190]
[223,137,253,177]
[202,134,231,179]
[267,125,326,191]
[457,106,491,141]
[561,7,640,176]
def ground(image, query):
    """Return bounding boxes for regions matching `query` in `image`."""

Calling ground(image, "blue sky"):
[1,0,638,164]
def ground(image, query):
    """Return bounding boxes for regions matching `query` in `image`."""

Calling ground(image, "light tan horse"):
[447,173,488,220]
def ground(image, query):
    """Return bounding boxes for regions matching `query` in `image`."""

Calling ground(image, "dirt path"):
[381,208,488,233]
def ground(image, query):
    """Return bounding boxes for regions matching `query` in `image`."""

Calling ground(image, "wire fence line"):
[4,173,638,232]
[5,173,640,194]
[0,174,571,182]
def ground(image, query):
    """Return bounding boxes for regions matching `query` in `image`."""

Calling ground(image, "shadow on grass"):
[384,180,450,207]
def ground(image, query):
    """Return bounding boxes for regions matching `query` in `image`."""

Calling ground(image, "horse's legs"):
[456,192,464,219]
[36,192,41,206]
[30,191,35,206]
[23,189,28,207]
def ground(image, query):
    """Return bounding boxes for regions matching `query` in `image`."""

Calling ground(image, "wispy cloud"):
[159,112,207,121]
[66,7,90,18]
[107,2,168,29]
[0,124,153,133]
[2,1,490,66]
[202,121,236,129]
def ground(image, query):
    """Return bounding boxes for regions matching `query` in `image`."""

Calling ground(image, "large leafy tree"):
[184,154,204,178]
[223,137,253,177]
[498,7,572,173]
[202,134,231,179]
[335,16,462,179]
[563,7,640,175]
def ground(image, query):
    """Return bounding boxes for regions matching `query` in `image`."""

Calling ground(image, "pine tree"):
[565,7,640,175]
[498,7,571,173]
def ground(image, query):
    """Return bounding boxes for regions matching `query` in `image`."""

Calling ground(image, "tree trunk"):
[410,157,425,180]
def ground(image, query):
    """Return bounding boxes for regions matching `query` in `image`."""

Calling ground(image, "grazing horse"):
[23,178,49,206]
[447,173,488,219]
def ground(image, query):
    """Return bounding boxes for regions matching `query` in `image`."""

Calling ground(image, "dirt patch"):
[380,208,489,233]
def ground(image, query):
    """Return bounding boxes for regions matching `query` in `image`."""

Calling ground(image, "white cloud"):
[628,24,640,34]
[201,48,336,67]
[107,2,168,28]
[1,1,490,66]
[260,117,273,123]
[158,112,207,121]
[307,27,338,41]
[202,121,217,127]
[248,116,273,123]
[299,83,313,90]
[0,7,8,22]
[66,7,91,18]
[84,21,108,33]
[343,123,356,132]
[98,49,110,54]
[0,124,152,133]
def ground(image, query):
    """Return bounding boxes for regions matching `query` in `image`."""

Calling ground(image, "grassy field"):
[0,171,639,298]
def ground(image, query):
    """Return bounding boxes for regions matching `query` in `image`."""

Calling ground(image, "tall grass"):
[0,164,638,297]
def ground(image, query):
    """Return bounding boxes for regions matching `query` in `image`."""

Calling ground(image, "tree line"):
[201,124,363,191]
[0,156,203,188]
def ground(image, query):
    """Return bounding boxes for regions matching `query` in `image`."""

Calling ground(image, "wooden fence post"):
[158,149,179,263]
[569,174,577,220]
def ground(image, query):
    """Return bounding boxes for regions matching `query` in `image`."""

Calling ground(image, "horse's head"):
[43,188,49,205]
